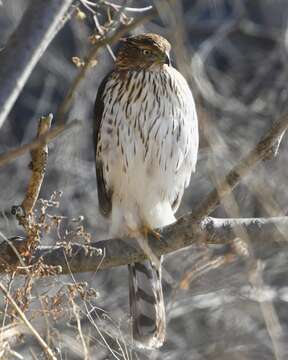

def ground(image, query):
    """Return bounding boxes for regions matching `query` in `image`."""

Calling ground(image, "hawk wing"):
[94,72,113,217]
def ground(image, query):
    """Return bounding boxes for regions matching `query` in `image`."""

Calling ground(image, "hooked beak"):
[164,52,171,66]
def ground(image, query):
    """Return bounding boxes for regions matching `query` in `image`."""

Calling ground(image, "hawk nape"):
[94,33,199,348]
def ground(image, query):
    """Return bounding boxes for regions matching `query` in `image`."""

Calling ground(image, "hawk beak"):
[164,52,171,66]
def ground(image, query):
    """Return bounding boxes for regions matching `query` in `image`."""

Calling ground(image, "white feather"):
[98,65,198,237]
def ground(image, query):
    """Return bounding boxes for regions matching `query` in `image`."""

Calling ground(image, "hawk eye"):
[142,49,151,55]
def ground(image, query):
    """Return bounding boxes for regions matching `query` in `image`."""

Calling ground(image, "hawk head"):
[115,33,171,71]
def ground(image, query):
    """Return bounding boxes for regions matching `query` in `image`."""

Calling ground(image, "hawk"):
[94,33,198,348]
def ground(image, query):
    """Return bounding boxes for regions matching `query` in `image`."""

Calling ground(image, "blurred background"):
[1,0,288,359]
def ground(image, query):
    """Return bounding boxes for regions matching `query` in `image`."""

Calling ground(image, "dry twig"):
[192,112,288,220]
[11,116,79,253]
[21,115,52,215]
[12,115,53,250]
[0,119,79,167]
[0,282,57,360]
[249,260,286,360]
[56,6,157,122]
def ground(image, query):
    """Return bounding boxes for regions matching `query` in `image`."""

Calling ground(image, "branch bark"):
[2,216,285,275]
[11,115,54,253]
[21,115,52,215]
[8,116,78,254]
[0,0,74,128]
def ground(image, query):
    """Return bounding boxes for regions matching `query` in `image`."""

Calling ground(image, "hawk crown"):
[115,33,171,71]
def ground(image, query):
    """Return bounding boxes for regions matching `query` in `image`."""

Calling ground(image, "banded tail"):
[128,257,166,348]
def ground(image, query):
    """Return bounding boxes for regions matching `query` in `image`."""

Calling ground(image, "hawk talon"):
[148,229,162,241]
[138,226,162,241]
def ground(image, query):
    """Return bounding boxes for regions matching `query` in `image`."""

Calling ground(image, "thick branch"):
[0,0,74,128]
[1,215,287,274]
[18,216,288,275]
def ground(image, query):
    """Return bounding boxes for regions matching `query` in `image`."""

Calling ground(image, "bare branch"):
[9,117,79,253]
[192,112,288,220]
[21,115,52,215]
[0,0,74,128]
[0,215,286,275]
[0,119,79,167]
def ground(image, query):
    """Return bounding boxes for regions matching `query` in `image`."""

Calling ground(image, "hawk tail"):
[128,258,166,348]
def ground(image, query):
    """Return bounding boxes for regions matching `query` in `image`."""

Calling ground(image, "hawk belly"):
[97,66,198,237]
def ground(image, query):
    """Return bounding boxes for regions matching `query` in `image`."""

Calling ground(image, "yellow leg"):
[126,225,161,241]
[141,225,161,241]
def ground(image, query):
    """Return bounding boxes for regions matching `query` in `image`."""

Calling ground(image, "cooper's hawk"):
[94,33,198,348]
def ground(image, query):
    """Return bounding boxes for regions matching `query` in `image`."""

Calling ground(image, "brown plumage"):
[115,33,171,70]
[94,33,198,348]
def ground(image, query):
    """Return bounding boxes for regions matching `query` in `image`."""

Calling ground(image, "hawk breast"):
[94,66,198,220]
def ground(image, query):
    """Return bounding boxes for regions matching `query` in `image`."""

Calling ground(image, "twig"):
[79,0,116,61]
[102,2,153,13]
[202,116,286,360]
[62,252,124,359]
[7,349,24,360]
[21,115,52,215]
[0,282,57,360]
[179,251,239,290]
[192,112,288,220]
[0,0,74,128]
[0,235,28,270]
[191,19,250,115]
[249,261,285,360]
[71,299,89,360]
[263,129,287,160]
[12,116,79,252]
[56,6,157,122]
[0,119,79,167]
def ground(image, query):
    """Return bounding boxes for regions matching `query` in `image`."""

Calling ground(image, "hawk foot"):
[141,226,161,241]
[126,226,161,241]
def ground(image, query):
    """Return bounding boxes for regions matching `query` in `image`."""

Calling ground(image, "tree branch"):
[192,112,288,220]
[20,115,52,215]
[0,0,74,128]
[7,215,286,275]
[0,119,79,167]
[8,116,78,255]
[9,115,54,253]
